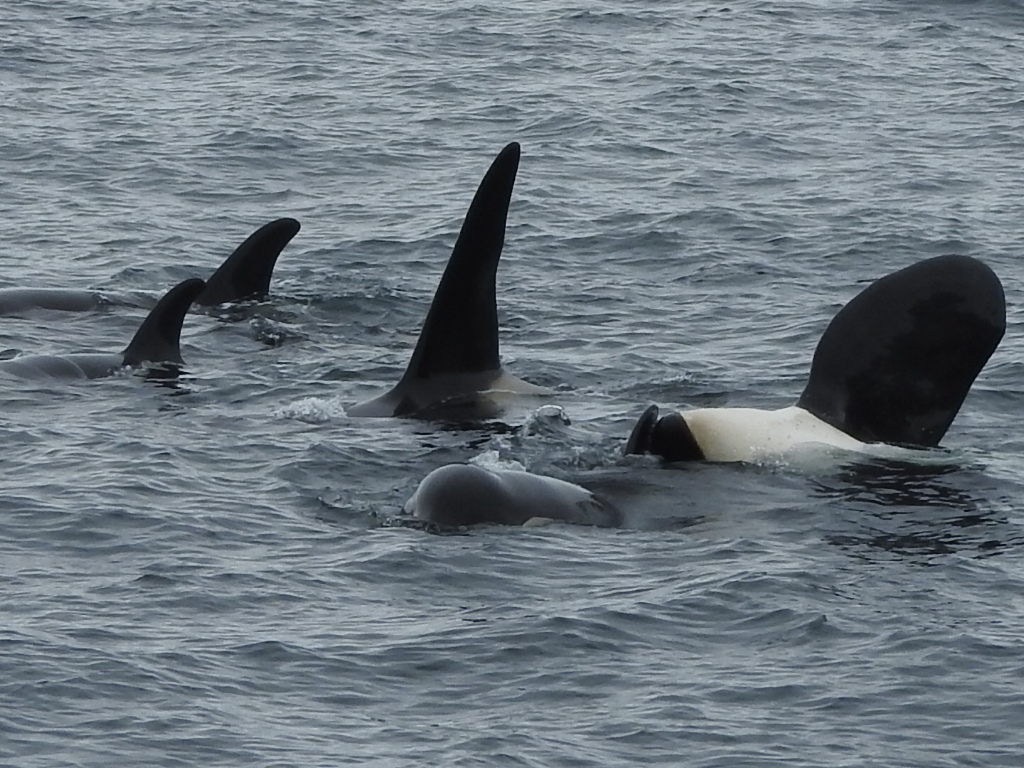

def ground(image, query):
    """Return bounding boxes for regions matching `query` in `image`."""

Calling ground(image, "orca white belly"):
[682,405,866,462]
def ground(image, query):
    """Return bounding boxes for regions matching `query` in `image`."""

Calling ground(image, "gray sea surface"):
[3,1,1024,766]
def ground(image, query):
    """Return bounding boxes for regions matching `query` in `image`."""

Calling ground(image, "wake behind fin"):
[196,218,301,306]
[399,142,520,382]
[796,254,1005,447]
[122,278,206,366]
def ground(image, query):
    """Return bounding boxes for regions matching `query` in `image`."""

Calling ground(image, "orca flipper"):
[624,404,706,461]
[123,278,206,366]
[401,142,520,381]
[625,405,660,455]
[196,218,301,306]
[796,255,1005,447]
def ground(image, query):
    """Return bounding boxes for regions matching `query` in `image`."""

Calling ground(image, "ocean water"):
[3,1,1024,765]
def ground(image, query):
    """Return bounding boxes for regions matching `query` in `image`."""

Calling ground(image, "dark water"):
[3,1,1024,765]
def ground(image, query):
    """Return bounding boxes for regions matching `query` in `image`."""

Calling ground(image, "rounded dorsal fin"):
[797,255,1005,446]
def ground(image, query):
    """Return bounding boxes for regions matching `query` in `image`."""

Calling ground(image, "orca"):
[0,218,299,315]
[348,142,549,419]
[404,463,622,528]
[195,217,300,306]
[625,255,1006,462]
[0,278,206,379]
[0,288,108,315]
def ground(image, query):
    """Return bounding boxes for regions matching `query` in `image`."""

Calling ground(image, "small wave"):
[276,396,350,423]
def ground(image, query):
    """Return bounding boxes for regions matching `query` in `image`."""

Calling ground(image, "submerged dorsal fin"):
[796,255,1005,447]
[122,278,206,366]
[399,142,520,382]
[196,218,301,306]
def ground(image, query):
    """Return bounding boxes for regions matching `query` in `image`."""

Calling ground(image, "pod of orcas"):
[0,217,300,379]
[0,217,300,316]
[0,143,1008,528]
[0,278,206,379]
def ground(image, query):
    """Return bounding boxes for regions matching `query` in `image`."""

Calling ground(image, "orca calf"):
[348,142,548,419]
[404,463,622,528]
[0,218,300,315]
[0,278,205,379]
[625,255,1006,462]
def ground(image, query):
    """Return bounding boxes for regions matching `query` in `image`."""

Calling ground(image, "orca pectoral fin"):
[797,255,1005,447]
[625,405,660,455]
[122,278,206,366]
[400,142,520,383]
[197,218,301,306]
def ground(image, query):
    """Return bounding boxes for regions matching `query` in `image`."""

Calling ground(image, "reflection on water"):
[821,457,976,509]
[810,457,1021,558]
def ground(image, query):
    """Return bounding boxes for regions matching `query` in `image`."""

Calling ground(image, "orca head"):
[405,464,622,528]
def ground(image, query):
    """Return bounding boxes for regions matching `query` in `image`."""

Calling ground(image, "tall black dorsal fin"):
[196,218,301,306]
[796,255,1005,447]
[122,278,206,366]
[399,142,520,381]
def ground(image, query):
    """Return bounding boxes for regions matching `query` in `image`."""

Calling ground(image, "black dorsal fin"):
[399,142,520,382]
[797,255,1005,447]
[196,218,301,306]
[122,278,206,366]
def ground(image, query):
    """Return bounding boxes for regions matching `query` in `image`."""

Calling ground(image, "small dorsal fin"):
[197,218,301,306]
[122,278,206,366]
[399,142,520,382]
[796,255,1005,446]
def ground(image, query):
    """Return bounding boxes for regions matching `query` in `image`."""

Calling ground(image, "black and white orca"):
[0,218,300,315]
[0,278,206,379]
[625,254,1006,462]
[404,463,622,528]
[348,142,548,418]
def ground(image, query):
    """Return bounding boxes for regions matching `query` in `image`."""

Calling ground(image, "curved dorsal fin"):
[399,142,520,382]
[796,255,1005,446]
[122,278,206,366]
[197,218,301,306]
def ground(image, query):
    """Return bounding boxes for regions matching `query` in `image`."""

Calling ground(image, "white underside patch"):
[682,405,867,463]
[347,369,551,417]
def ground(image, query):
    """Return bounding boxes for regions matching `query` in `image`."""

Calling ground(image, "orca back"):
[0,288,104,315]
[796,255,1005,447]
[123,278,206,366]
[197,218,300,306]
